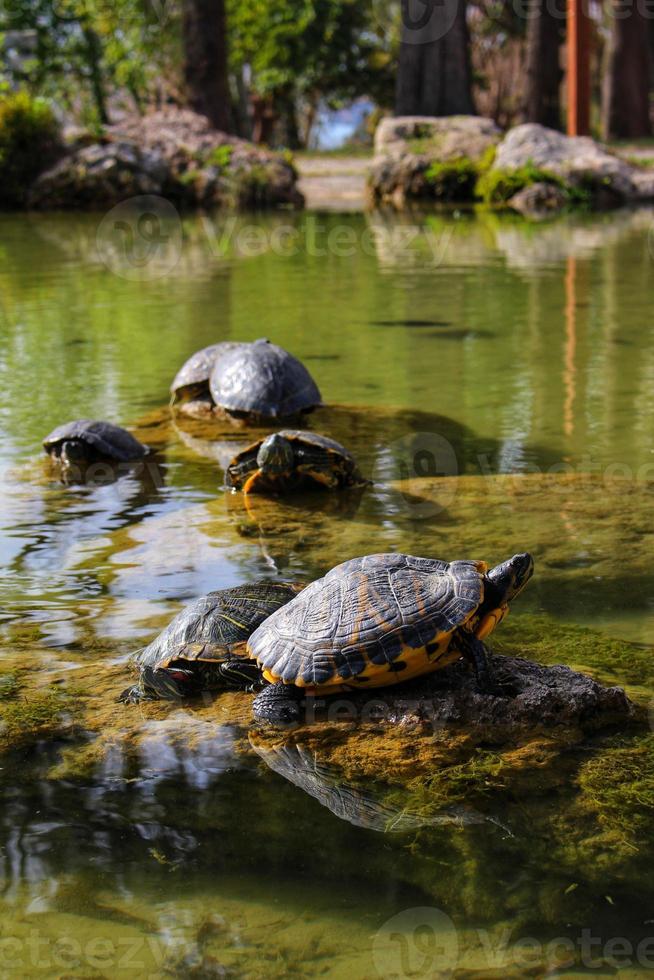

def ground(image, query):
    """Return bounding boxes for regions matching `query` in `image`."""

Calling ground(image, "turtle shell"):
[170,341,243,400]
[43,420,147,462]
[247,554,488,691]
[137,581,303,672]
[209,340,322,419]
[225,429,360,490]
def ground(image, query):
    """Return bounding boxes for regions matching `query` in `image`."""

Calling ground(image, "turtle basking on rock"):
[120,581,302,703]
[246,552,534,722]
[171,338,321,421]
[225,430,367,495]
[43,420,148,474]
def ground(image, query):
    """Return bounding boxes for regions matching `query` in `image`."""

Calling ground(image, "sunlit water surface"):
[1,207,654,978]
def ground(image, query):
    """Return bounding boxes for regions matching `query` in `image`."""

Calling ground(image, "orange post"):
[567,0,591,135]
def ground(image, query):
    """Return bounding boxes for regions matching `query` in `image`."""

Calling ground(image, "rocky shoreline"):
[369,116,654,215]
[27,107,303,211]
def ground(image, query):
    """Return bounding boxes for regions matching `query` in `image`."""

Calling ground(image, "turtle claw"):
[118,685,145,704]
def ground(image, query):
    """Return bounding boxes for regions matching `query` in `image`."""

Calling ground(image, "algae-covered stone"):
[492,123,644,204]
[370,115,500,206]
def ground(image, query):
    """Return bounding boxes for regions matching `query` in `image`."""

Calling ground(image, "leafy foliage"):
[0,90,61,206]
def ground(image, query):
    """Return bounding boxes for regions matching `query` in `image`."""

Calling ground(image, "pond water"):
[1,207,654,978]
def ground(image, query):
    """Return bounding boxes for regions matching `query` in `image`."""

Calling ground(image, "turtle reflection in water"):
[250,738,489,833]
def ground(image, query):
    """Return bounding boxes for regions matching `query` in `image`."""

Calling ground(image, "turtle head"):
[60,439,87,465]
[486,553,534,604]
[256,434,294,476]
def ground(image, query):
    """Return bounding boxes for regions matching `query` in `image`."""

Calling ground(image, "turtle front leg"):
[456,630,507,696]
[252,682,303,723]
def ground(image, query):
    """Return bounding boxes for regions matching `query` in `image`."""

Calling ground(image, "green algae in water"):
[1,209,654,976]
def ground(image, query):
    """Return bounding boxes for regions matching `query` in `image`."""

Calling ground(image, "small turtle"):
[209,339,321,421]
[120,581,302,703]
[225,430,366,494]
[170,341,243,406]
[43,420,148,468]
[246,552,534,722]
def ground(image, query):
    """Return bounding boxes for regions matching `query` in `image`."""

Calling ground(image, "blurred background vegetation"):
[0,0,652,150]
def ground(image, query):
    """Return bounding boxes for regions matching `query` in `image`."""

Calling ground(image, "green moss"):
[206,144,234,169]
[578,734,654,842]
[0,684,83,751]
[49,738,108,781]
[0,90,61,207]
[496,613,652,688]
[178,168,202,186]
[475,160,593,208]
[0,671,20,700]
[424,157,479,201]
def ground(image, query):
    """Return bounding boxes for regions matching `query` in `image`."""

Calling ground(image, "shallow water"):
[1,207,654,977]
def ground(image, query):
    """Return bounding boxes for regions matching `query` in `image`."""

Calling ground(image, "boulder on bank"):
[370,117,654,211]
[28,107,303,211]
[494,123,643,205]
[370,115,501,206]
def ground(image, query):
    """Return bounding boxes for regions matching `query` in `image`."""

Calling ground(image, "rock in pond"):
[337,653,633,735]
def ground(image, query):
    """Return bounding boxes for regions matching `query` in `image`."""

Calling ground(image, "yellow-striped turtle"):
[119,581,302,703]
[225,430,366,495]
[247,552,534,722]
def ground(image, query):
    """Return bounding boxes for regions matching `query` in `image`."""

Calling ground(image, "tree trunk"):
[395,0,474,116]
[82,26,109,125]
[182,0,231,132]
[522,0,563,128]
[601,1,652,139]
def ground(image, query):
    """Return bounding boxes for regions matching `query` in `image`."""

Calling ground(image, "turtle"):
[209,339,321,421]
[170,341,244,406]
[43,420,148,468]
[225,430,367,495]
[119,581,303,703]
[246,552,534,722]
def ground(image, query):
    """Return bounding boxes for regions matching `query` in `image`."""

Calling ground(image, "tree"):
[182,0,232,132]
[522,0,563,128]
[395,0,475,115]
[228,0,394,146]
[0,0,174,126]
[601,2,652,139]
